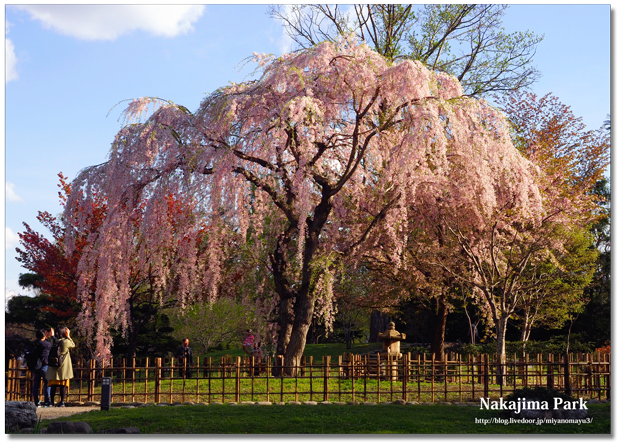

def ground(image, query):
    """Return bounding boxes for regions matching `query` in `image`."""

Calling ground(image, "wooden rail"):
[6,352,610,404]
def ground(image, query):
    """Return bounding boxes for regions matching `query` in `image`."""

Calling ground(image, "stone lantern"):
[377,322,406,380]
[377,322,406,358]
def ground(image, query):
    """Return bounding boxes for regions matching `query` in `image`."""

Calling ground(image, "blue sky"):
[4,4,612,300]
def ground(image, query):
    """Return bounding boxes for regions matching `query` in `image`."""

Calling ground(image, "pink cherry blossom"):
[65,38,546,365]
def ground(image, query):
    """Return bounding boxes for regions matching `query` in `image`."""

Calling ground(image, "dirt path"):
[36,406,100,421]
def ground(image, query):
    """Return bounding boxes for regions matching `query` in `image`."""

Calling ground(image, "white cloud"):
[5,276,19,293]
[6,29,18,83]
[5,288,38,311]
[6,227,20,250]
[6,182,24,202]
[14,5,206,41]
[275,5,295,55]
[5,290,18,312]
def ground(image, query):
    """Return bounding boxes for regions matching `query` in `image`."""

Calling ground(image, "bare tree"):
[269,4,543,96]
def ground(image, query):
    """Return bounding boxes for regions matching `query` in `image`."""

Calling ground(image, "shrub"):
[595,341,610,354]
[401,345,432,355]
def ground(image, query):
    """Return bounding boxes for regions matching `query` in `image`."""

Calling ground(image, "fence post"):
[154,358,161,404]
[587,354,601,400]
[563,353,571,397]
[7,359,12,400]
[131,357,136,403]
[144,357,149,404]
[457,354,462,403]
[483,354,489,399]
[599,352,606,400]
[17,359,24,401]
[431,353,435,403]
[266,356,271,403]
[235,356,241,403]
[402,353,409,401]
[323,355,330,402]
[605,353,610,400]
[351,354,356,402]
[524,354,529,388]
[443,353,448,402]
[17,361,26,401]
[7,359,14,400]
[88,359,95,401]
[16,358,22,401]
[345,353,352,380]
[546,353,554,390]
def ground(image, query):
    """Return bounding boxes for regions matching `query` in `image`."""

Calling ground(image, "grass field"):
[37,403,611,434]
[76,342,608,405]
[13,343,611,434]
[103,375,574,405]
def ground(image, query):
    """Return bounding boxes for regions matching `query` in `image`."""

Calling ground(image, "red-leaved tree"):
[17,174,202,359]
[16,173,106,325]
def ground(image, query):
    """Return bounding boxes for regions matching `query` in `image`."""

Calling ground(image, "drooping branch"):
[342,192,403,258]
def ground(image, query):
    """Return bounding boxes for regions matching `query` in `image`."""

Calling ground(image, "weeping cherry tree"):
[65,38,544,371]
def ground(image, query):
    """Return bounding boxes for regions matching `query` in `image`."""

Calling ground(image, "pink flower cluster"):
[64,38,550,360]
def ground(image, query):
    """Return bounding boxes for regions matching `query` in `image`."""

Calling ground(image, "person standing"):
[251,341,264,376]
[44,327,56,404]
[242,330,254,355]
[46,327,75,407]
[175,338,193,378]
[45,327,56,341]
[32,330,52,407]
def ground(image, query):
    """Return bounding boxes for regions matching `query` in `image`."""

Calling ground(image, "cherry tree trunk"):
[272,230,296,357]
[126,312,143,360]
[127,333,139,361]
[283,293,316,375]
[520,315,532,358]
[276,297,294,356]
[369,311,391,342]
[430,296,448,360]
[344,320,354,349]
[495,316,509,385]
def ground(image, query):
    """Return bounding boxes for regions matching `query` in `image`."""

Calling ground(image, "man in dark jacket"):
[32,329,52,407]
[44,327,56,402]
[175,338,193,378]
[45,327,56,343]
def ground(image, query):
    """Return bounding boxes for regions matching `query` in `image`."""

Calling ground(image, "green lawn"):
[71,343,608,405]
[36,403,610,434]
[103,375,546,404]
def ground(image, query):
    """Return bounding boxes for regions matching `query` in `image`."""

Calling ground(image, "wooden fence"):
[6,352,610,404]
